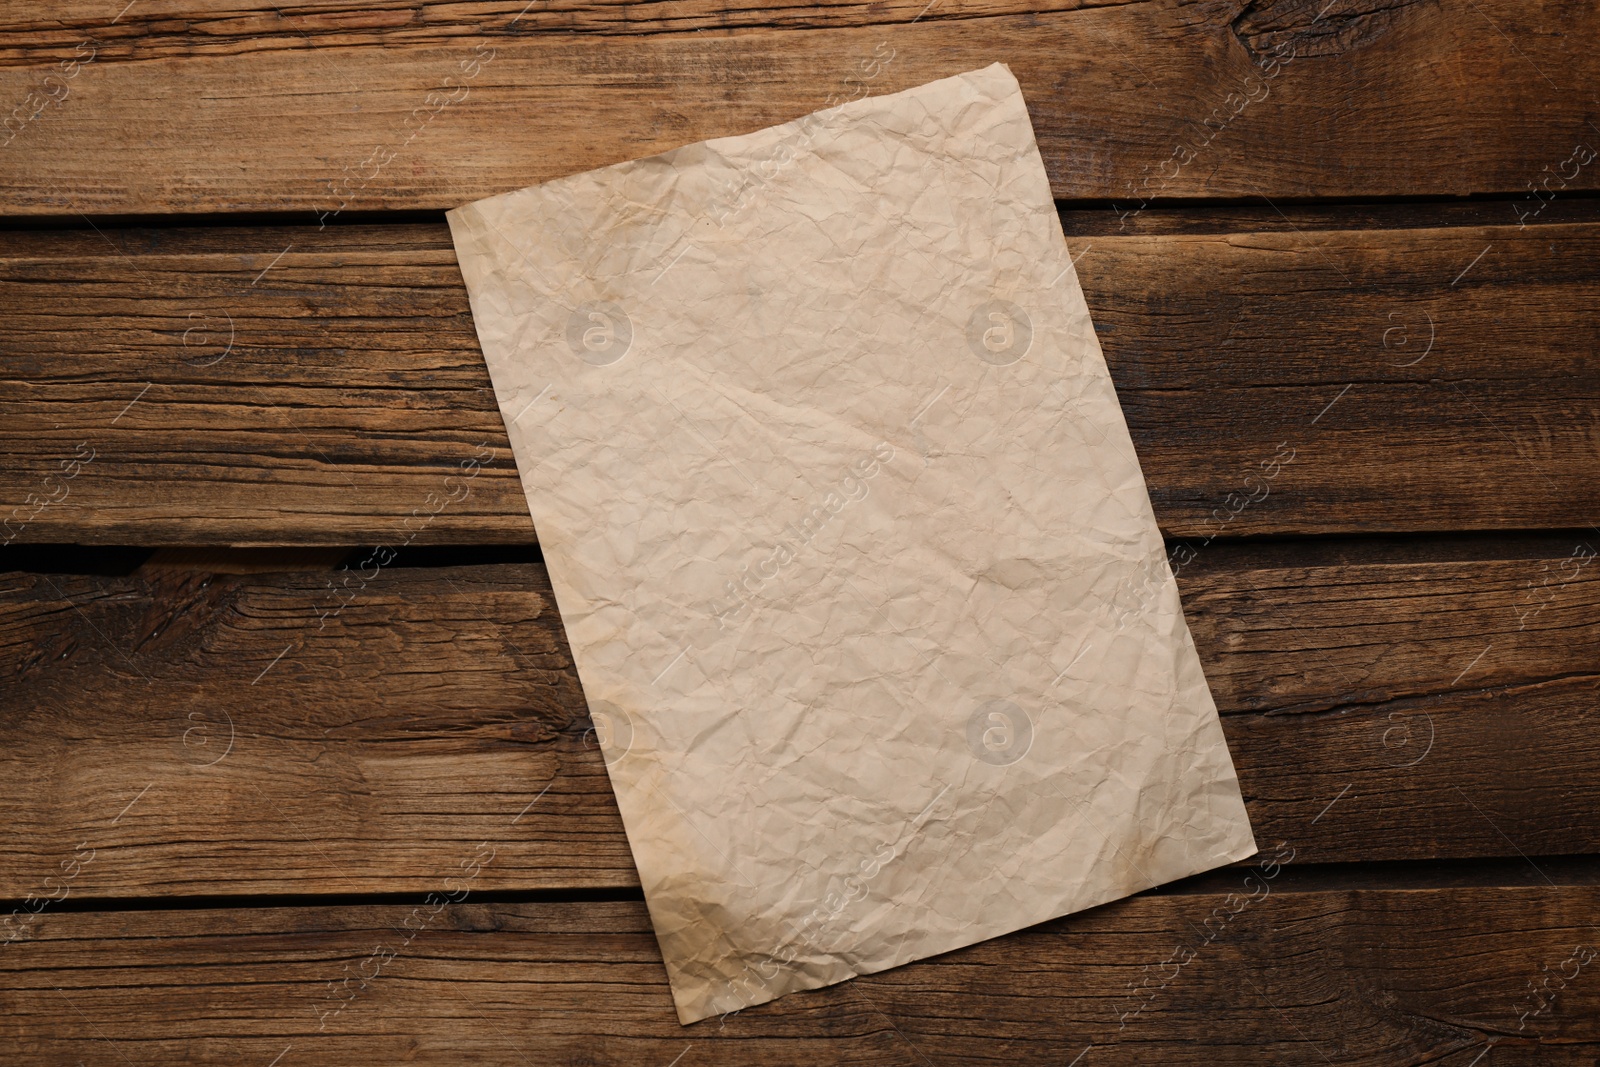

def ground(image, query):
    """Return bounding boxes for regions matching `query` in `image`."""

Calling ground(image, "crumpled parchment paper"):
[448,63,1256,1024]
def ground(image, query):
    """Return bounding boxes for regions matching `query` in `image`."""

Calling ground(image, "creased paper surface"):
[447,63,1256,1024]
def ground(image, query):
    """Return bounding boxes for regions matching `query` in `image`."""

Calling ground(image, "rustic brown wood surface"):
[3,540,1595,899]
[3,0,1598,1061]
[3,217,1597,545]
[4,878,1599,1065]
[1,2,1598,215]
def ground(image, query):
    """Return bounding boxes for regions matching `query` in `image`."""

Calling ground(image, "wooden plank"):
[0,239,531,547]
[3,539,1597,898]
[1188,542,1600,862]
[0,562,635,896]
[3,219,1596,544]
[3,0,1101,50]
[1,1,1598,215]
[3,880,1597,1063]
[1079,222,1600,537]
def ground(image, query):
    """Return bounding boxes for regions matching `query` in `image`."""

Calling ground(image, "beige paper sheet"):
[447,63,1256,1024]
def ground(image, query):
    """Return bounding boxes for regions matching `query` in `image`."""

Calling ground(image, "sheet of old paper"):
[448,62,1256,1024]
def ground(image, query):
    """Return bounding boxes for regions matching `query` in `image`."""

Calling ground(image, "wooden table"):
[3,2,1599,1063]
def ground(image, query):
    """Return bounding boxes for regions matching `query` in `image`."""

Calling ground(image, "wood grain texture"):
[3,881,1598,1064]
[2,541,1597,898]
[1,6,1593,1061]
[1,1,1597,215]
[1080,222,1600,536]
[2,219,1596,544]
[0,562,633,896]
[0,0,1112,54]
